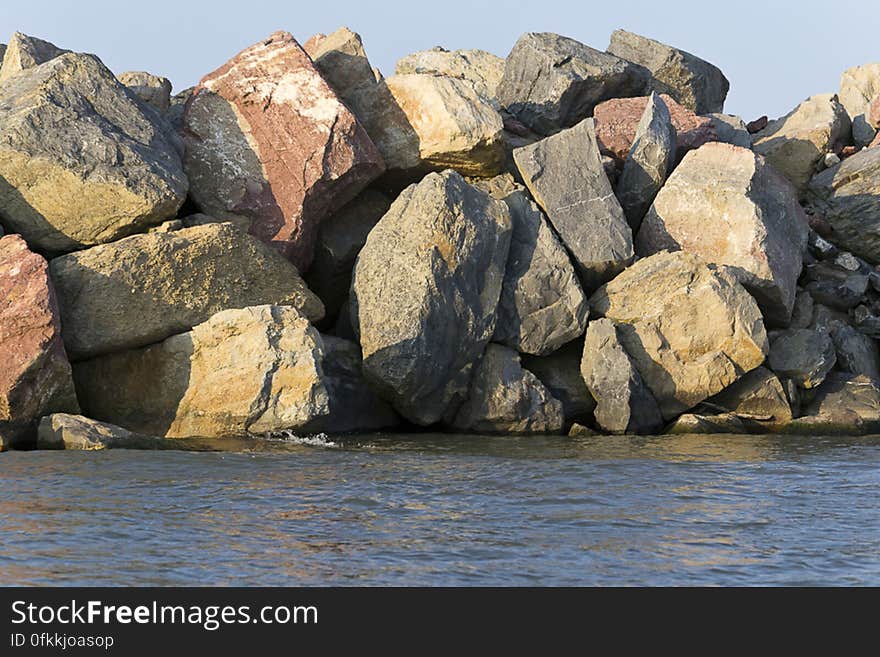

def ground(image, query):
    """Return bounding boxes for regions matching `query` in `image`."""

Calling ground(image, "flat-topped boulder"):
[636,142,809,325]
[184,31,384,271]
[497,32,649,135]
[606,29,729,114]
[395,46,505,105]
[0,52,187,253]
[352,171,511,425]
[73,306,329,438]
[50,222,323,360]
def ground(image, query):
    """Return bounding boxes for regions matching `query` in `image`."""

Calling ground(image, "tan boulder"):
[37,414,169,450]
[395,46,505,105]
[0,32,68,82]
[839,63,880,147]
[118,71,172,112]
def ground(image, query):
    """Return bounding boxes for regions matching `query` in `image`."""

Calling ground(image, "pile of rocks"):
[1,26,879,450]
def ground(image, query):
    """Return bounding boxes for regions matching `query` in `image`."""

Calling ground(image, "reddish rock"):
[870,132,880,149]
[747,116,769,133]
[840,145,859,159]
[0,235,78,446]
[808,214,835,239]
[869,93,880,130]
[593,94,716,162]
[183,31,385,271]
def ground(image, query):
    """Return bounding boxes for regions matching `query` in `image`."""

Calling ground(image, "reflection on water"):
[1,434,879,586]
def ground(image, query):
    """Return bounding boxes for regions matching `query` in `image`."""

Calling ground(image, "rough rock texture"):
[839,63,880,147]
[752,94,851,192]
[784,373,880,434]
[304,189,391,323]
[50,223,324,360]
[74,306,329,438]
[767,328,836,389]
[514,118,633,290]
[0,53,187,253]
[183,31,384,271]
[0,44,6,66]
[450,344,564,434]
[707,366,792,427]
[37,414,168,450]
[705,113,751,148]
[636,143,809,325]
[665,413,755,434]
[118,71,172,112]
[0,32,69,82]
[497,32,649,135]
[869,92,880,130]
[831,324,880,379]
[590,251,769,419]
[580,318,663,434]
[606,29,729,114]
[521,339,596,422]
[352,171,511,425]
[807,146,880,264]
[568,422,597,436]
[395,46,505,104]
[616,92,676,230]
[305,336,399,434]
[491,187,588,355]
[0,235,78,447]
[789,288,815,329]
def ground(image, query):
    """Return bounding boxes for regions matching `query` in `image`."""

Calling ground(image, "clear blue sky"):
[1,0,877,121]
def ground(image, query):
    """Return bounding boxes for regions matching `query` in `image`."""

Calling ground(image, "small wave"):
[264,430,340,448]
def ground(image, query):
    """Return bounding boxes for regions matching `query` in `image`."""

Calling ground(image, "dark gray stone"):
[521,339,596,422]
[768,328,837,389]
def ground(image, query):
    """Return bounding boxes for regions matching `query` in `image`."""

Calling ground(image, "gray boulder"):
[606,29,729,114]
[768,328,836,389]
[707,366,792,428]
[497,32,649,135]
[118,71,173,112]
[0,32,68,81]
[37,414,169,450]
[616,92,676,230]
[521,339,596,423]
[514,118,633,291]
[831,324,880,380]
[784,373,880,435]
[352,171,512,425]
[705,113,751,148]
[581,318,663,434]
[450,344,564,434]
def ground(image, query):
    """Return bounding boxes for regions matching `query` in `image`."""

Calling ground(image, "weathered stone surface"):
[0,32,68,82]
[593,93,715,162]
[0,53,187,253]
[50,223,324,360]
[497,32,649,135]
[807,146,880,264]
[0,235,78,447]
[352,171,511,425]
[581,318,663,434]
[590,251,769,419]
[806,274,869,311]
[767,328,836,389]
[783,373,880,434]
[708,366,792,427]
[304,189,391,323]
[568,422,597,436]
[490,187,588,355]
[839,63,880,147]
[752,94,850,192]
[395,46,505,105]
[118,71,172,112]
[705,113,751,148]
[37,414,168,450]
[868,92,880,130]
[514,118,633,290]
[789,288,814,329]
[305,336,399,434]
[184,31,384,271]
[831,324,880,379]
[636,143,809,325]
[74,305,329,438]
[616,92,676,230]
[606,29,729,114]
[665,412,754,434]
[521,339,596,422]
[450,344,564,434]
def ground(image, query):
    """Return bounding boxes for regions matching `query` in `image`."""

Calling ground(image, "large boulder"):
[705,113,751,148]
[636,143,809,325]
[352,171,512,425]
[807,146,880,264]
[0,235,78,447]
[593,93,715,162]
[514,118,633,290]
[581,318,663,434]
[839,63,880,147]
[50,222,324,360]
[37,414,168,450]
[767,328,836,389]
[707,366,792,428]
[615,92,676,230]
[521,339,596,423]
[590,251,769,419]
[831,324,880,380]
[490,186,588,355]
[606,29,729,114]
[395,46,505,105]
[784,373,880,435]
[183,31,384,271]
[0,52,187,253]
[118,71,172,112]
[0,32,68,82]
[450,344,564,434]
[751,94,850,192]
[73,306,329,438]
[497,32,649,135]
